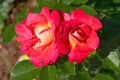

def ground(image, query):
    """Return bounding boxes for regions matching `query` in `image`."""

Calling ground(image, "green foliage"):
[57,59,75,75]
[79,5,97,15]
[71,0,88,5]
[16,8,27,23]
[69,63,92,80]
[94,73,114,80]
[10,60,40,80]
[113,0,120,3]
[61,0,74,5]
[108,51,120,67]
[36,0,72,12]
[39,65,57,80]
[2,23,16,44]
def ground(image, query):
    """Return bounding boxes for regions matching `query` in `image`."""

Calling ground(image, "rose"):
[15,7,62,68]
[60,9,102,63]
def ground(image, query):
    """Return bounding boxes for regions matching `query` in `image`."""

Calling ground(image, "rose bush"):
[6,0,120,80]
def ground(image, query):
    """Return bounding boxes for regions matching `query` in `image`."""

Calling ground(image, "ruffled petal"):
[87,16,102,31]
[20,37,39,54]
[30,43,60,68]
[15,24,33,42]
[40,7,50,21]
[71,9,102,31]
[80,15,102,31]
[26,13,47,26]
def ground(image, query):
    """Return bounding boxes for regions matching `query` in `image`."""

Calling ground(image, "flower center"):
[69,24,91,47]
[72,29,88,42]
[33,23,54,49]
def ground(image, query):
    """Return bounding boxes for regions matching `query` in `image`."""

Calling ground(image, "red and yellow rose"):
[15,7,62,68]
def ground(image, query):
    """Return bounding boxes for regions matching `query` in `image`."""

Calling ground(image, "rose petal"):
[87,16,102,31]
[50,10,60,27]
[71,9,102,31]
[79,24,91,37]
[68,31,99,63]
[26,13,47,26]
[30,43,60,68]
[87,30,100,50]
[64,13,71,21]
[68,44,92,63]
[15,24,33,42]
[40,7,50,21]
[71,9,85,19]
[20,37,39,54]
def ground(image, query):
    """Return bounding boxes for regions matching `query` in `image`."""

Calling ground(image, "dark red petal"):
[56,37,70,55]
[55,22,71,55]
[26,13,47,26]
[79,25,91,37]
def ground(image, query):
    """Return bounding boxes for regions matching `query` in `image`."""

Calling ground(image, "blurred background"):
[0,0,120,80]
[0,0,36,80]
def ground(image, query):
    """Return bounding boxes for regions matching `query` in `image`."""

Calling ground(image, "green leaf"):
[36,0,56,10]
[62,0,74,5]
[2,23,16,44]
[113,0,120,3]
[36,0,72,12]
[16,7,27,23]
[102,58,120,75]
[71,0,88,4]
[33,6,41,13]
[108,51,120,67]
[79,5,97,15]
[39,65,57,80]
[10,60,40,80]
[51,2,73,12]
[69,63,92,80]
[94,73,114,80]
[57,68,69,80]
[58,59,75,75]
